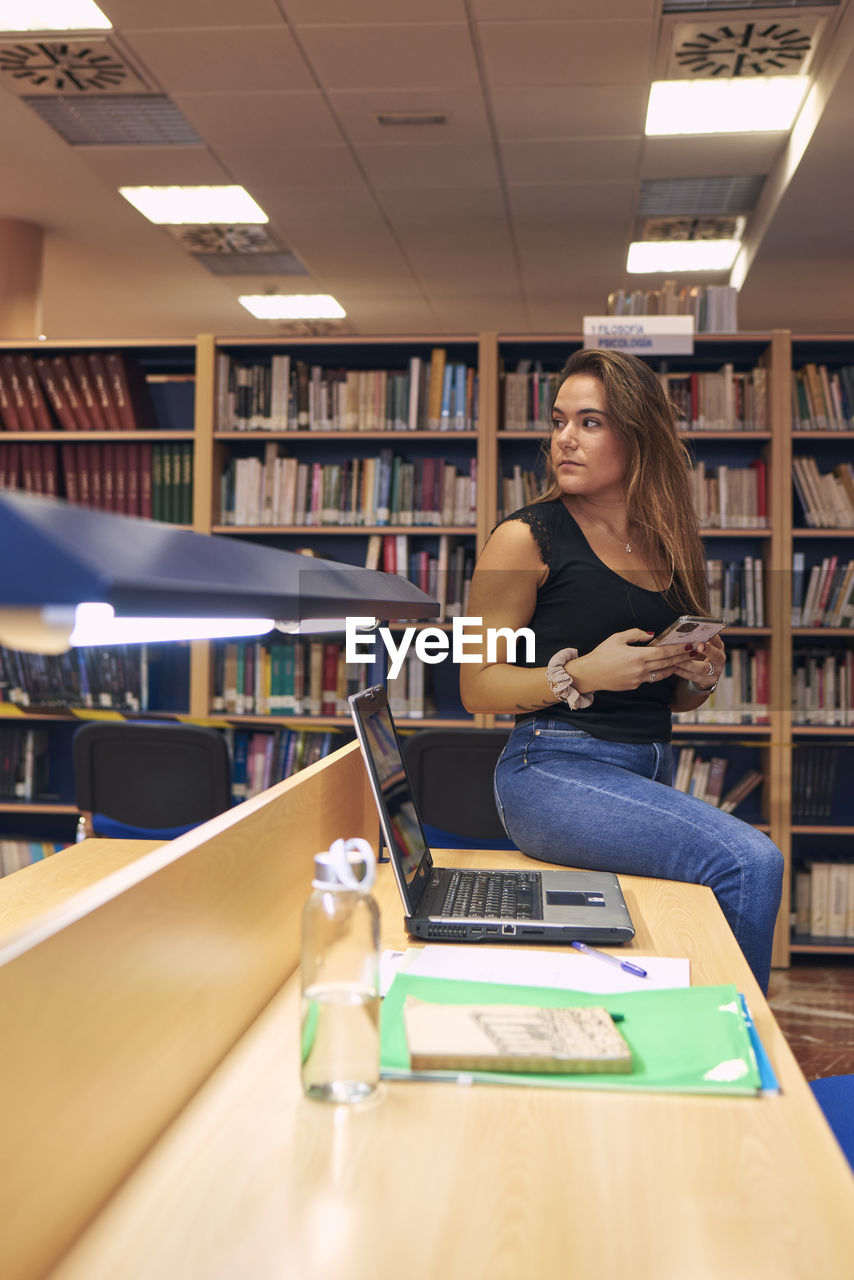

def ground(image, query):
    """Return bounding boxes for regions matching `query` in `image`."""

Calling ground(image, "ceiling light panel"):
[239,295,346,320]
[0,1,111,31]
[119,186,268,225]
[646,77,809,134]
[627,239,740,272]
[23,94,202,145]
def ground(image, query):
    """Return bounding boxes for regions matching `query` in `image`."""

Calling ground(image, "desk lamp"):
[0,490,439,653]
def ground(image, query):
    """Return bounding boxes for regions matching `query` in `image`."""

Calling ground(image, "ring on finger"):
[649,672,657,682]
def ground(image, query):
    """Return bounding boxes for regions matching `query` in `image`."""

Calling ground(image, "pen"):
[570,940,648,978]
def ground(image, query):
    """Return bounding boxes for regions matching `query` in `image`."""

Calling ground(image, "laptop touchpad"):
[546,891,606,907]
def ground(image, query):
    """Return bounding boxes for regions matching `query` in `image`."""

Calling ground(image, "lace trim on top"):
[499,508,552,567]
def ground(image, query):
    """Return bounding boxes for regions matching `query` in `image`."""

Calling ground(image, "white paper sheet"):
[380,945,690,997]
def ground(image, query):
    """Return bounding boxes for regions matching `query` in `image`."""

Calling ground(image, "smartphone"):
[648,615,726,647]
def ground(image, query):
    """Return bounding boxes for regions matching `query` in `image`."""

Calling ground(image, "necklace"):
[574,507,633,554]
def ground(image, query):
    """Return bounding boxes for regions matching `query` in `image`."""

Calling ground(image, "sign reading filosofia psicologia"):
[583,315,695,356]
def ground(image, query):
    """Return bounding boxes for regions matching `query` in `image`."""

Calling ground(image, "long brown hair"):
[534,348,709,613]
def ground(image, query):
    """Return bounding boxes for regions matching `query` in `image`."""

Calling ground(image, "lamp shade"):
[0,491,440,622]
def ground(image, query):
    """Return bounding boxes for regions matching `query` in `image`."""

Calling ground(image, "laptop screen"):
[349,686,432,904]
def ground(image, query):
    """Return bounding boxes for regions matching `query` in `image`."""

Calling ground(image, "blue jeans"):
[493,716,784,994]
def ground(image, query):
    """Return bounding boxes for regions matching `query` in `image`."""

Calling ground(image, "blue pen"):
[571,940,648,979]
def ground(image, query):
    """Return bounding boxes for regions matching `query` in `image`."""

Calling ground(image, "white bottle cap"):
[312,837,377,891]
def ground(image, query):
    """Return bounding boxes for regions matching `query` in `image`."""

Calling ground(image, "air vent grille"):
[376,111,448,127]
[663,1,835,11]
[165,225,283,255]
[193,253,308,277]
[0,38,148,94]
[639,214,745,241]
[638,175,764,216]
[23,94,202,145]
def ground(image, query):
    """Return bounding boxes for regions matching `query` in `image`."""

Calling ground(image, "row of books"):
[0,727,50,801]
[791,363,854,431]
[605,281,738,332]
[215,348,477,433]
[792,650,853,726]
[219,448,477,528]
[224,727,340,802]
[365,535,474,620]
[0,644,149,711]
[675,646,770,724]
[792,861,854,940]
[792,745,841,821]
[691,460,768,529]
[707,556,766,628]
[0,440,193,524]
[0,839,64,879]
[792,457,854,528]
[792,555,854,627]
[671,748,763,813]
[662,365,768,432]
[0,351,158,433]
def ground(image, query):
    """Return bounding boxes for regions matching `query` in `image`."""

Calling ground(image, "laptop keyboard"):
[441,870,539,920]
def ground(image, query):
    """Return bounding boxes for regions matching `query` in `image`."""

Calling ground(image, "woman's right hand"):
[569,628,681,694]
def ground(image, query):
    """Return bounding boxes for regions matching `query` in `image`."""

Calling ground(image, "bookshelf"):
[1,328,852,967]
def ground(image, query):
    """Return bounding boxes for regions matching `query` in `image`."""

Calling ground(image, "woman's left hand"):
[670,635,726,689]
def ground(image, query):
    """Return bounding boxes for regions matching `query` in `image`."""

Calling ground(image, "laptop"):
[348,684,635,945]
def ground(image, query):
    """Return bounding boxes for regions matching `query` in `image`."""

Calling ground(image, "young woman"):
[460,348,782,992]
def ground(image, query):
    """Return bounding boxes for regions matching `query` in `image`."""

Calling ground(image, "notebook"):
[348,685,635,945]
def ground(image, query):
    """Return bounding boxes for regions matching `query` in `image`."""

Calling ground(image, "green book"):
[381,974,762,1096]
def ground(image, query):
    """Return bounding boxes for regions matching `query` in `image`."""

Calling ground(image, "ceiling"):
[0,0,852,341]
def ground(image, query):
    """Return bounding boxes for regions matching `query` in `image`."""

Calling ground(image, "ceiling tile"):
[125,27,315,93]
[357,144,501,189]
[102,0,283,27]
[80,146,233,188]
[508,182,635,230]
[471,0,656,15]
[247,185,385,228]
[502,139,640,185]
[295,24,480,91]
[327,88,491,147]
[218,144,365,189]
[395,219,514,255]
[286,0,467,20]
[477,20,655,87]
[174,92,344,149]
[375,186,506,223]
[640,135,787,179]
[490,85,648,141]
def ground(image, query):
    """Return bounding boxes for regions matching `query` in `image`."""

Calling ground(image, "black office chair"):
[400,728,517,849]
[72,720,232,840]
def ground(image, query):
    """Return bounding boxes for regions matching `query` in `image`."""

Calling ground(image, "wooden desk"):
[50,854,854,1280]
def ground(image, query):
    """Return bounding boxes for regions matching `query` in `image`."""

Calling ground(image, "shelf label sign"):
[583,315,694,355]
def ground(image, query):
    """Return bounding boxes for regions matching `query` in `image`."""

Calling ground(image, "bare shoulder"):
[478,515,548,575]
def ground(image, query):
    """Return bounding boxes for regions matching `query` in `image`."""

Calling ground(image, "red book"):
[87,443,103,509]
[138,442,153,518]
[41,443,59,496]
[88,353,122,432]
[19,442,36,492]
[70,353,108,431]
[105,351,157,431]
[113,441,128,512]
[17,355,54,432]
[382,535,396,574]
[1,356,33,430]
[0,360,22,430]
[60,442,80,504]
[125,441,140,515]
[321,642,340,715]
[34,356,77,432]
[76,444,91,506]
[52,356,92,431]
[101,441,115,510]
[750,457,767,525]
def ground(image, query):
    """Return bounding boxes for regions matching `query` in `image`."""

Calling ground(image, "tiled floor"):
[768,959,854,1081]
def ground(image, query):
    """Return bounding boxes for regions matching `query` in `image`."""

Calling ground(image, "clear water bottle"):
[300,837,380,1103]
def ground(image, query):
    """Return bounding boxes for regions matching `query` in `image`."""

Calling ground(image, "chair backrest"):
[400,728,515,848]
[72,720,232,839]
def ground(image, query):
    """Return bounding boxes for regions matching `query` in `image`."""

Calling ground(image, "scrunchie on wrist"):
[546,647,594,710]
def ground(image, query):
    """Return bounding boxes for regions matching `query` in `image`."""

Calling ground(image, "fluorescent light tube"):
[627,240,740,273]
[0,1,111,29]
[239,295,347,320]
[119,186,268,225]
[646,77,809,136]
[69,604,275,647]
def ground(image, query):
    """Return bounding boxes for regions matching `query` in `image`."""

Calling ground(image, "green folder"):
[381,974,762,1096]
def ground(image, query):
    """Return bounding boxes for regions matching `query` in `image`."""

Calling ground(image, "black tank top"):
[500,500,684,743]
